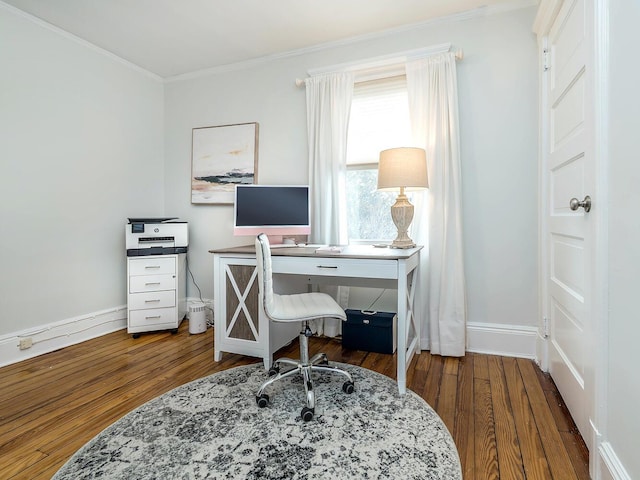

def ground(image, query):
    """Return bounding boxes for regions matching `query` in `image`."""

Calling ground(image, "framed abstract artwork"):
[191,122,259,204]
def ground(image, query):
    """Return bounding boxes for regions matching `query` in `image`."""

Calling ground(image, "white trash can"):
[188,303,207,334]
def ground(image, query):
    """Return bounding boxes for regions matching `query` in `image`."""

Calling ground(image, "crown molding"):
[165,0,538,83]
[533,0,563,36]
[0,0,163,83]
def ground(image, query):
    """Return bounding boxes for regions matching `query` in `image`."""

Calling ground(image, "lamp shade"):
[377,147,428,191]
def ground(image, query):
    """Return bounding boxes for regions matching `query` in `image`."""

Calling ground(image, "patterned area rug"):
[54,363,461,479]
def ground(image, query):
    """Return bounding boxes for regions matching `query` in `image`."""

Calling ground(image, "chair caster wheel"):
[342,381,355,394]
[301,406,314,422]
[268,366,279,376]
[256,394,269,408]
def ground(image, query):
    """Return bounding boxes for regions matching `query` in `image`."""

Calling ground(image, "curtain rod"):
[295,45,464,87]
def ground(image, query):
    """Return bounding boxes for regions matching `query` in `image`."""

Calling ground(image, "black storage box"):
[342,309,397,354]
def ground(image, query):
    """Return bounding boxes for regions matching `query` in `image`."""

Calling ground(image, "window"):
[346,76,412,243]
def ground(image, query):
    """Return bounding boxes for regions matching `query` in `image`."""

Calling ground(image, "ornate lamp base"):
[390,192,416,249]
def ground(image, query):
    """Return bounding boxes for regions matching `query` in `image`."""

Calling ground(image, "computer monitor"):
[233,185,310,243]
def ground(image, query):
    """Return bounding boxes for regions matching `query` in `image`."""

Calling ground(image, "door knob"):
[569,195,591,212]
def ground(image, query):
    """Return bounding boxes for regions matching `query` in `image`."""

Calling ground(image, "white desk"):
[210,244,422,395]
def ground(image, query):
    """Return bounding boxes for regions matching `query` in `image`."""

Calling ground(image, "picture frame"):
[191,122,259,204]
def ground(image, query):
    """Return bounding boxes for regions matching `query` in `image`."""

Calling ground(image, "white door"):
[542,0,595,450]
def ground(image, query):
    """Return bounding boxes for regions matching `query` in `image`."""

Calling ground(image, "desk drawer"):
[129,274,175,293]
[128,307,177,328]
[128,290,176,310]
[128,256,176,276]
[272,256,397,279]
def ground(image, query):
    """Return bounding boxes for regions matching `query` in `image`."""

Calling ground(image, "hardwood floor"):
[0,323,589,479]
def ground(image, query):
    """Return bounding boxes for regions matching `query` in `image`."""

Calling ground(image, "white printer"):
[125,218,189,337]
[126,217,188,257]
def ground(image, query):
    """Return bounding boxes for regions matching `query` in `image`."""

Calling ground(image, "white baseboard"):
[0,298,216,369]
[2,304,533,367]
[466,321,538,358]
[419,321,538,358]
[0,306,127,368]
[598,442,631,480]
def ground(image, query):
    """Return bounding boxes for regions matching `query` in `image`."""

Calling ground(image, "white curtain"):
[305,72,354,336]
[406,53,467,356]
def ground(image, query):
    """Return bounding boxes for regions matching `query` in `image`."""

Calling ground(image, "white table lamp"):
[377,147,428,248]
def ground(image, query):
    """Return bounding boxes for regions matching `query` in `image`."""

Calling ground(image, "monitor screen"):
[234,185,310,241]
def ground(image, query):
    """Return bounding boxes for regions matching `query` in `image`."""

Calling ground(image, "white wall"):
[0,5,164,357]
[603,0,640,478]
[164,6,539,353]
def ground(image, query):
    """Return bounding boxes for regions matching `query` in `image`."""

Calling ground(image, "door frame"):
[534,0,609,475]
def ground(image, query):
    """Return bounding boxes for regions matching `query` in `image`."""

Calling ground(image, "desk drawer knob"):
[317,265,338,269]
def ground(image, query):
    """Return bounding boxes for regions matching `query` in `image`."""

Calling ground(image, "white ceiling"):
[3,0,529,78]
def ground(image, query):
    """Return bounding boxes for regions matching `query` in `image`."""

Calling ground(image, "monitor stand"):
[267,235,285,245]
[267,235,307,247]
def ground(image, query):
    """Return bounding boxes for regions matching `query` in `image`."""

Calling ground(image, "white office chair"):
[254,233,355,421]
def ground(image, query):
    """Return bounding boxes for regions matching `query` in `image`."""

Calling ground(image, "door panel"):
[552,71,585,144]
[552,300,585,375]
[551,233,585,300]
[552,0,584,71]
[551,155,585,213]
[550,0,585,91]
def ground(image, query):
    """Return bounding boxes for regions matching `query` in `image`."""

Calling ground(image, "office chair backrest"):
[255,233,275,317]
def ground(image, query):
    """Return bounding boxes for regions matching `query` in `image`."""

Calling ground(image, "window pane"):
[346,75,411,242]
[346,168,397,242]
[346,76,411,166]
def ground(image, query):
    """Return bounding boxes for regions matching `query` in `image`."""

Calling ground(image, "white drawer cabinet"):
[127,254,187,337]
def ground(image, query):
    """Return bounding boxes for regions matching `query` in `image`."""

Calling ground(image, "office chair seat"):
[254,233,354,421]
[269,292,347,322]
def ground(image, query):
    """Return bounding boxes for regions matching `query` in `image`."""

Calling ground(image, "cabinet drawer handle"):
[317,265,338,269]
[145,282,161,286]
[145,315,162,319]
[145,265,161,269]
[145,299,161,303]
